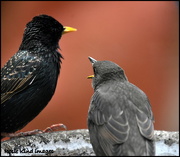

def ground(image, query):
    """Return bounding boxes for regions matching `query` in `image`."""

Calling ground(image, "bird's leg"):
[42,123,68,141]
[1,124,67,139]
[42,123,67,133]
[1,129,43,138]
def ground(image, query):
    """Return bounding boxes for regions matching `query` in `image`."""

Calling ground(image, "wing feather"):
[88,86,129,155]
[88,82,154,155]
[1,51,40,104]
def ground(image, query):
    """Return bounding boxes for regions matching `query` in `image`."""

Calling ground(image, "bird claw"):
[1,124,67,139]
[17,129,43,136]
[1,129,43,139]
[43,123,67,133]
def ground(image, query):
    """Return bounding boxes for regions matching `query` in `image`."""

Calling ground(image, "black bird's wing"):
[1,51,40,104]
[88,82,154,155]
[1,75,35,104]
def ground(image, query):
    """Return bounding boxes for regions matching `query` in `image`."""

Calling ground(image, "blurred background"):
[1,1,179,140]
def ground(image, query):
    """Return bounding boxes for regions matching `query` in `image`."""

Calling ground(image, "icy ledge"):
[1,129,179,156]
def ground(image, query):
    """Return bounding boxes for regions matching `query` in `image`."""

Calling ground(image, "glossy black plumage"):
[87,57,155,156]
[1,15,76,139]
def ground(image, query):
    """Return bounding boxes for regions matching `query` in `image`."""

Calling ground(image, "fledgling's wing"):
[128,83,155,140]
[129,83,155,155]
[88,82,155,156]
[88,83,130,155]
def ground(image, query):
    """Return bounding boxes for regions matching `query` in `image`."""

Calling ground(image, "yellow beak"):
[87,75,94,79]
[63,26,77,34]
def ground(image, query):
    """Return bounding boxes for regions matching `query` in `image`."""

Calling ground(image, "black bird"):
[87,57,155,156]
[1,15,76,139]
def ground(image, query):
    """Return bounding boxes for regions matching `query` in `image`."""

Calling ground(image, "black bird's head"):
[19,14,77,51]
[88,57,128,89]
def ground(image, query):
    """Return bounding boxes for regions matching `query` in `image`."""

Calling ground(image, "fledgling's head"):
[88,57,128,89]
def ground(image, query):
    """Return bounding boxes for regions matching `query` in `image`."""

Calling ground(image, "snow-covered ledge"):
[1,129,179,156]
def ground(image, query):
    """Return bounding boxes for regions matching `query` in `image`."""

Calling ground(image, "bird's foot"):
[1,123,67,139]
[1,129,43,139]
[42,123,67,133]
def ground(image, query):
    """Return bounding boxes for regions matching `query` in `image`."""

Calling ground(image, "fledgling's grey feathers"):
[87,57,155,156]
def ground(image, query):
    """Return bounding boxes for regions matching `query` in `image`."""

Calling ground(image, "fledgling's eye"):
[93,67,97,75]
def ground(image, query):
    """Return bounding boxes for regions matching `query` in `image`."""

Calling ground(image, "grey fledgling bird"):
[87,57,155,156]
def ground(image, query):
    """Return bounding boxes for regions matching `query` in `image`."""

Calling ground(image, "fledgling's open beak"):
[87,75,94,79]
[87,56,97,79]
[88,56,97,64]
[63,26,77,34]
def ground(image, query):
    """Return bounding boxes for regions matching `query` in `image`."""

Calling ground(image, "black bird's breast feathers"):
[1,51,39,103]
[1,49,61,133]
[1,50,60,104]
[88,81,154,155]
